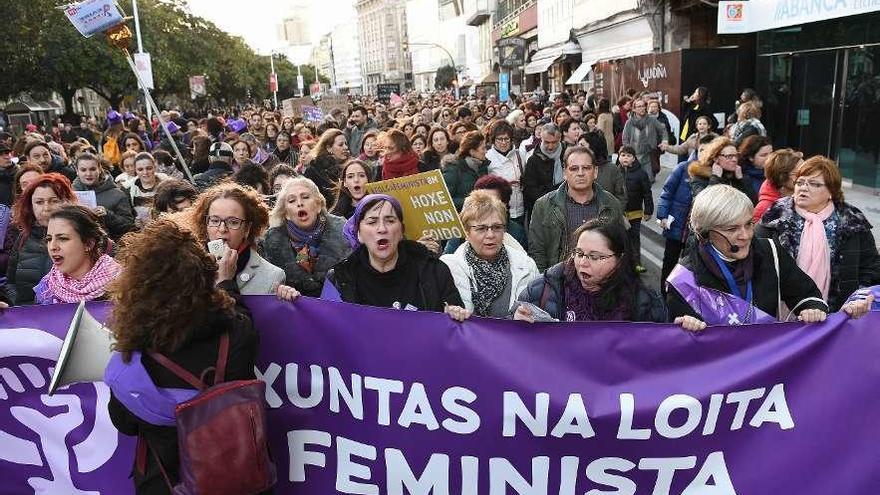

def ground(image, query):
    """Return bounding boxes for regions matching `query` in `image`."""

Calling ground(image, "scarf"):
[286,216,326,273]
[794,202,835,299]
[46,254,122,303]
[465,244,509,317]
[540,142,564,185]
[698,242,754,295]
[464,156,483,172]
[382,151,420,179]
[562,260,628,322]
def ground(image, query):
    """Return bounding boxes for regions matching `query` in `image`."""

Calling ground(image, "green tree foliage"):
[435,65,456,89]
[0,0,328,112]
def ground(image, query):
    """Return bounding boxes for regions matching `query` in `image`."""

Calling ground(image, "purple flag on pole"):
[1,297,878,494]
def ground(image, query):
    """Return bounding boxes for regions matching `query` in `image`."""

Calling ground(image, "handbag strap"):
[767,238,786,321]
[148,333,230,390]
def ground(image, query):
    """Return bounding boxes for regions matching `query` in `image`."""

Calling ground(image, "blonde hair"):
[689,184,754,237]
[460,189,507,227]
[269,177,326,227]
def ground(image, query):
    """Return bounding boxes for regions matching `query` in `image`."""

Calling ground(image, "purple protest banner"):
[1,297,878,494]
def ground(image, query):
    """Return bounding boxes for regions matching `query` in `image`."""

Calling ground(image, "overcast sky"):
[185,0,355,54]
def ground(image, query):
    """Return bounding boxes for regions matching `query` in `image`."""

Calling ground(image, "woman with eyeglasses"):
[441,190,538,318]
[515,217,666,323]
[188,183,285,295]
[668,185,831,332]
[688,136,756,204]
[756,157,880,313]
[484,121,525,224]
[263,177,350,297]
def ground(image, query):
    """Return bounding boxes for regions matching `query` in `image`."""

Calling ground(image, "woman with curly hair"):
[35,205,121,304]
[187,182,286,295]
[104,219,275,495]
[6,173,76,305]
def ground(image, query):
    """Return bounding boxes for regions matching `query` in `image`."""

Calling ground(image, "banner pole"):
[131,0,151,121]
[122,50,195,184]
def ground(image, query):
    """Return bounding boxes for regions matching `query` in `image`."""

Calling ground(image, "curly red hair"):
[108,219,234,361]
[12,173,76,245]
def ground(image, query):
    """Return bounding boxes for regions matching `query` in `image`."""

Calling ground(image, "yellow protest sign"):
[365,170,465,241]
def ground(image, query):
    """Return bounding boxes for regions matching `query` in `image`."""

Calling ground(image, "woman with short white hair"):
[666,184,828,331]
[441,190,538,318]
[262,177,350,297]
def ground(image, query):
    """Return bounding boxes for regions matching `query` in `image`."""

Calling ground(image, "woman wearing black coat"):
[105,219,267,495]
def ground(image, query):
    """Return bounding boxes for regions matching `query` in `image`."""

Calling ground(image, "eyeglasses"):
[572,250,616,262]
[720,153,739,160]
[468,224,506,234]
[494,136,512,143]
[794,179,826,189]
[206,216,247,230]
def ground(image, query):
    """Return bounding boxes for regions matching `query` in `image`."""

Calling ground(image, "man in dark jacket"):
[344,106,377,154]
[0,143,17,206]
[72,153,135,239]
[193,142,235,191]
[522,124,565,212]
[528,146,626,272]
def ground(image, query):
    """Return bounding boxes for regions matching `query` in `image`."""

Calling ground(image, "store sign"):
[500,19,519,38]
[498,37,526,69]
[637,62,668,89]
[718,0,880,34]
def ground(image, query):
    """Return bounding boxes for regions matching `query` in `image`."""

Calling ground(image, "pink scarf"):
[794,202,835,300]
[47,254,123,303]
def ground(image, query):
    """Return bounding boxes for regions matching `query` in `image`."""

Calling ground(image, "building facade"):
[331,18,364,94]
[356,0,412,95]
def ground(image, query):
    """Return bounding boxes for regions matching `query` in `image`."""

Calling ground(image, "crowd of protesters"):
[2,85,879,493]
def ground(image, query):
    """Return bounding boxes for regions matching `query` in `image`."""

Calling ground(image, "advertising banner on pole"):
[62,0,124,38]
[188,75,206,99]
[133,53,154,90]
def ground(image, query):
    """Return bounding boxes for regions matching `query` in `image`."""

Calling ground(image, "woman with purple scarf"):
[514,216,667,323]
[262,177,350,297]
[666,184,830,332]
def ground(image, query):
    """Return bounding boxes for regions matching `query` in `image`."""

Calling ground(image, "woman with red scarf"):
[379,129,421,180]
[35,205,122,304]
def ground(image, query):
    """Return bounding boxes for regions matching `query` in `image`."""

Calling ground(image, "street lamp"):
[407,42,459,99]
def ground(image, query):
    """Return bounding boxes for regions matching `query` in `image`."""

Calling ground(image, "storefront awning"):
[523,56,556,75]
[564,61,595,85]
[576,17,653,64]
[480,72,499,84]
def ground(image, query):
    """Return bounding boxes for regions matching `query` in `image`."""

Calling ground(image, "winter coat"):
[729,118,767,146]
[621,114,667,162]
[596,161,627,207]
[304,154,341,207]
[47,154,76,182]
[73,175,135,239]
[756,197,880,311]
[522,144,567,212]
[442,158,489,211]
[323,240,462,312]
[262,214,350,297]
[6,225,50,306]
[679,102,718,142]
[620,164,654,216]
[688,161,757,204]
[528,182,625,272]
[485,146,526,218]
[344,119,378,156]
[193,161,234,191]
[753,179,781,223]
[0,165,16,207]
[440,237,539,314]
[656,160,693,242]
[107,300,260,495]
[666,237,828,322]
[517,262,667,322]
[236,248,286,295]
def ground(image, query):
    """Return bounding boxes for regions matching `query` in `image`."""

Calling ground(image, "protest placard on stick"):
[365,170,465,241]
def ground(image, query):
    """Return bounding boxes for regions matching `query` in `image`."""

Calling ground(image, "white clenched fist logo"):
[0,328,118,494]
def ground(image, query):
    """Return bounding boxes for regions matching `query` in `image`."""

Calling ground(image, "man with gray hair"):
[528,146,625,272]
[522,123,565,212]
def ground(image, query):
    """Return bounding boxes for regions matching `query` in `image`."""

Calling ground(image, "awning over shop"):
[480,72,499,84]
[524,56,556,75]
[565,60,595,85]
[576,17,653,64]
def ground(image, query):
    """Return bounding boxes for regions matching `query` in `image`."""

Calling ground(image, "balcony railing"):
[493,0,535,27]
